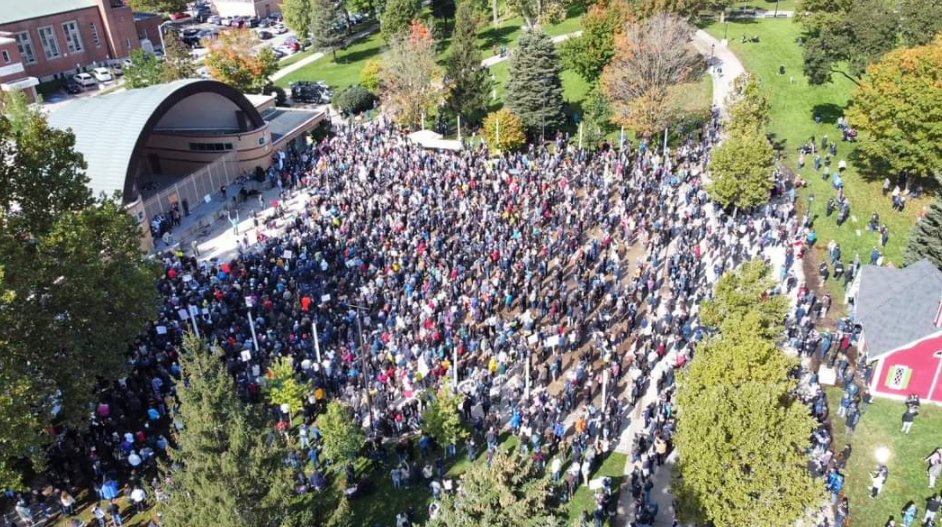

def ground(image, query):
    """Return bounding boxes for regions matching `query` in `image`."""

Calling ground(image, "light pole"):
[158,20,172,53]
[774,0,781,17]
[311,314,322,364]
[244,296,260,352]
[723,20,729,42]
[343,302,375,435]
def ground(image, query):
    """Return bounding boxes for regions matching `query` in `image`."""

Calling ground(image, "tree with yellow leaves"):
[204,29,279,94]
[600,13,701,136]
[379,20,446,129]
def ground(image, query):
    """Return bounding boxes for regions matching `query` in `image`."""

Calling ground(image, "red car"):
[169,12,190,20]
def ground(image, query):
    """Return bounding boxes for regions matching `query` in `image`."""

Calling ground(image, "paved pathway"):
[480,31,582,67]
[691,29,746,118]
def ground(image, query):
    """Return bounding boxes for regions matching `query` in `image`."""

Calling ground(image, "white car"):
[72,72,98,88]
[275,44,296,56]
[91,67,113,83]
[273,24,288,34]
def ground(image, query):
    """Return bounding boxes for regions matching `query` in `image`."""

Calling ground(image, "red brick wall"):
[134,16,161,49]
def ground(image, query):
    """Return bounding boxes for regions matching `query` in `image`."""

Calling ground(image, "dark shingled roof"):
[855,259,942,360]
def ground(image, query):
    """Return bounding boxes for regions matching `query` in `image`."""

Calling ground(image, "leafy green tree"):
[162,36,197,82]
[360,59,383,92]
[318,401,366,463]
[846,35,942,185]
[381,0,420,41]
[506,30,565,138]
[263,357,309,419]
[445,0,490,124]
[379,22,445,129]
[0,99,160,487]
[348,0,385,18]
[707,129,774,209]
[725,75,771,137]
[699,261,787,336]
[560,2,626,82]
[335,85,377,114]
[422,387,468,450]
[630,0,709,19]
[158,335,305,527]
[204,29,279,93]
[482,108,528,152]
[282,0,314,40]
[124,49,163,89]
[427,451,565,527]
[327,496,354,527]
[899,0,942,46]
[311,0,348,61]
[799,0,898,84]
[905,199,942,268]
[578,85,612,149]
[125,0,187,13]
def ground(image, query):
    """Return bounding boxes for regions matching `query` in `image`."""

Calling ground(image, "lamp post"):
[311,314,322,364]
[343,302,375,435]
[723,20,729,42]
[774,0,781,17]
[158,20,172,53]
[244,296,259,352]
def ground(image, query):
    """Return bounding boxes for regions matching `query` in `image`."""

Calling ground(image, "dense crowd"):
[6,112,853,527]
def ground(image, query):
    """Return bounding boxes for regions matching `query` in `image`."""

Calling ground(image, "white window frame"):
[89,22,101,48]
[37,26,60,59]
[62,21,84,53]
[886,365,912,390]
[15,31,36,64]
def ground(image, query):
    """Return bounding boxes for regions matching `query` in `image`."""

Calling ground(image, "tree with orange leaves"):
[379,20,446,129]
[847,34,942,184]
[204,29,279,94]
[600,13,701,136]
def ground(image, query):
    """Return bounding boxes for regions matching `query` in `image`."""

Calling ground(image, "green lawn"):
[567,452,627,525]
[827,390,942,525]
[276,9,584,94]
[705,19,926,284]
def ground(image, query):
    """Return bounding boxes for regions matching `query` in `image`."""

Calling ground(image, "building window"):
[89,23,101,48]
[37,26,60,59]
[885,365,912,390]
[1,50,9,64]
[189,143,234,152]
[14,32,36,64]
[62,21,84,53]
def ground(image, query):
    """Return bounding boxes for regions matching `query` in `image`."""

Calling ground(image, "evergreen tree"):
[157,335,302,527]
[506,30,565,138]
[427,451,565,527]
[317,401,366,464]
[445,0,490,124]
[905,199,942,269]
[310,0,348,61]
[381,0,420,41]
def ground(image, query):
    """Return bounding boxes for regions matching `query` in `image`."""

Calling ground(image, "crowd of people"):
[5,109,862,527]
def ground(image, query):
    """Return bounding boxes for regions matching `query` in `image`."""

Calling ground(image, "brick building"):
[0,0,162,98]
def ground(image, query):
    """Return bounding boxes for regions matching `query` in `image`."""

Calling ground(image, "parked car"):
[290,81,331,104]
[210,15,222,25]
[247,17,260,28]
[272,48,285,59]
[258,18,272,27]
[64,78,83,94]
[169,11,189,20]
[273,23,288,34]
[111,62,123,76]
[257,30,274,40]
[91,67,113,82]
[72,73,97,88]
[274,44,295,57]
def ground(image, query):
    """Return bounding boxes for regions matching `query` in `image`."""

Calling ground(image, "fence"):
[141,151,241,222]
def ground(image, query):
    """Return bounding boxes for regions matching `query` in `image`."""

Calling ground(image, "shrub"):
[334,85,376,115]
[360,59,382,93]
[263,84,288,106]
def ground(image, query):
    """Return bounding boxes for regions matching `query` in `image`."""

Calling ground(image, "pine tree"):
[427,451,565,527]
[381,0,420,41]
[905,199,942,269]
[157,334,302,527]
[506,30,565,138]
[310,0,347,61]
[445,0,491,124]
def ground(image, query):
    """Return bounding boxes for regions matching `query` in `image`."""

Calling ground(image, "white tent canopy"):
[408,130,463,151]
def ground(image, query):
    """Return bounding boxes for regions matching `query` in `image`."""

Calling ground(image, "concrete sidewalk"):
[272,26,378,82]
[480,31,582,68]
[691,30,746,118]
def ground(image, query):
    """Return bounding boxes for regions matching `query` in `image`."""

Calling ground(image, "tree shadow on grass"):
[339,43,385,65]
[811,102,845,125]
[477,24,520,51]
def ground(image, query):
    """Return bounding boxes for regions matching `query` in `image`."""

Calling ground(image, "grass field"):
[827,390,942,526]
[275,9,584,93]
[704,19,927,289]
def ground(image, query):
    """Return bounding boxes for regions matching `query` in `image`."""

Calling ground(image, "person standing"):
[835,497,849,527]
[871,465,888,498]
[902,405,918,433]
[927,449,942,488]
[925,493,941,524]
[14,499,35,527]
[902,502,918,527]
